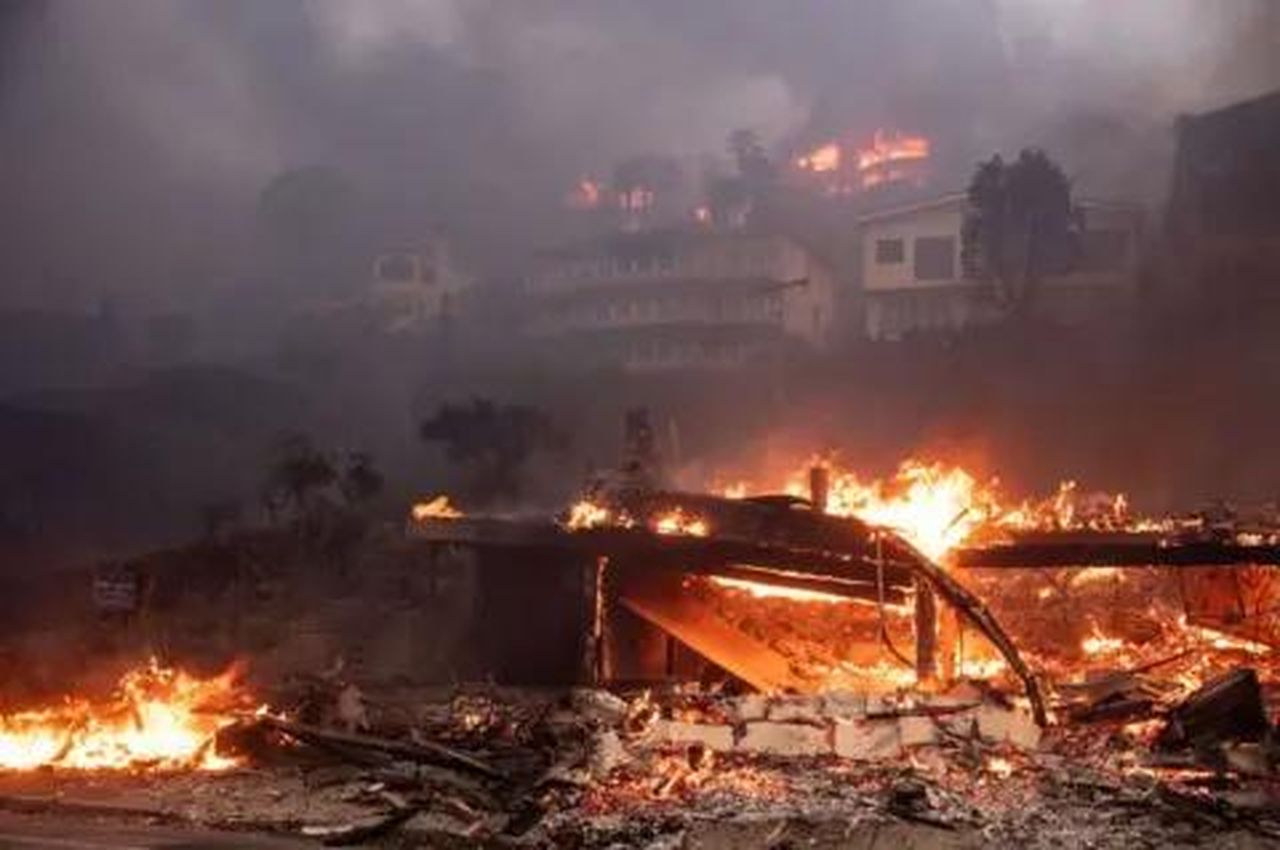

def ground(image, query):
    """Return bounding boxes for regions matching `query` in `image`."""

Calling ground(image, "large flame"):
[856,129,930,173]
[0,660,251,771]
[786,460,999,560]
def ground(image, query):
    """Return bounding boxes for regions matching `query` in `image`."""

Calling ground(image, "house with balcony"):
[526,230,836,371]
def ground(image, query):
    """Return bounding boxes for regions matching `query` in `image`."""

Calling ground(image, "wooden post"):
[582,555,608,685]
[915,579,938,684]
[937,601,959,684]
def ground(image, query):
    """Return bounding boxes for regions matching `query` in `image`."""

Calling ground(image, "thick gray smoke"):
[0,0,1275,306]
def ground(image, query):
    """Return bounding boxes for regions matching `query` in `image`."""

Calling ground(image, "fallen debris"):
[1156,667,1270,751]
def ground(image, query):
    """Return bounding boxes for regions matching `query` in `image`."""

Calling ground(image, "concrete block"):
[971,705,1042,751]
[833,718,901,760]
[652,720,735,752]
[822,691,868,719]
[767,695,825,723]
[725,693,769,723]
[738,721,831,756]
[898,715,940,748]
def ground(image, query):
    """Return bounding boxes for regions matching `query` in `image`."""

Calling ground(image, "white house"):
[859,194,1144,341]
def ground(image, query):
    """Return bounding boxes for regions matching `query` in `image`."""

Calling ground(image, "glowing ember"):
[411,495,462,521]
[1178,615,1272,656]
[709,575,850,604]
[985,755,1015,778]
[0,660,251,771]
[566,500,614,530]
[653,509,709,537]
[1081,625,1126,657]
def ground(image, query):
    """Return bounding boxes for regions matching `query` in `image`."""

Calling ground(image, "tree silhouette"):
[339,451,384,510]
[420,399,565,503]
[263,432,337,520]
[962,149,1078,315]
[705,128,777,228]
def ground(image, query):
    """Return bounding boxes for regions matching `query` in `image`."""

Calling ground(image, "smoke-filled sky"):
[0,0,1275,308]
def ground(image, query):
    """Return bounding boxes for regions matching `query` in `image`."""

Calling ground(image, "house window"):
[914,236,956,281]
[875,239,905,264]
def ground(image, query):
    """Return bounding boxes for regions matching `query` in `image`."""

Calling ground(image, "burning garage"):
[1,2,1279,848]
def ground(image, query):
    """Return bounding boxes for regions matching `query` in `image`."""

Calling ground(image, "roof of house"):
[856,192,967,225]
[858,192,1143,226]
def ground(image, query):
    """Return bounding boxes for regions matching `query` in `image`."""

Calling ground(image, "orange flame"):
[855,129,930,173]
[653,508,709,538]
[0,660,251,771]
[784,460,1000,561]
[795,142,841,173]
[566,499,615,530]
[411,495,462,521]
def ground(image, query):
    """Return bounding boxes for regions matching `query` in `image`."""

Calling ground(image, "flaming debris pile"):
[10,455,1280,845]
[0,660,252,771]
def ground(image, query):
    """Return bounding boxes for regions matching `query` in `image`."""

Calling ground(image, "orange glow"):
[985,755,1015,778]
[784,459,1002,561]
[1178,615,1272,656]
[1081,624,1126,657]
[566,177,604,210]
[411,495,462,521]
[653,508,709,537]
[709,575,850,604]
[715,456,1153,560]
[796,142,841,173]
[566,499,614,530]
[855,129,930,173]
[0,660,252,771]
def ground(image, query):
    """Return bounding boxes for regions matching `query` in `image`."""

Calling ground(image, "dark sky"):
[0,0,1274,309]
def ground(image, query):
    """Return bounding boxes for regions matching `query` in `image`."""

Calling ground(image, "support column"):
[915,578,938,684]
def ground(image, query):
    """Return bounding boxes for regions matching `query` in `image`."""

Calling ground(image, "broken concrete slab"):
[738,721,831,756]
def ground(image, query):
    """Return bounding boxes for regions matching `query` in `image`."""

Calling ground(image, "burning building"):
[859,194,1144,341]
[525,229,836,371]
[792,129,932,196]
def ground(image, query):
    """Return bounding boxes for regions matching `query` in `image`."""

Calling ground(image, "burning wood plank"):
[617,575,819,694]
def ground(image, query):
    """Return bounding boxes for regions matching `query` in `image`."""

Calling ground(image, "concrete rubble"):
[1,674,1277,848]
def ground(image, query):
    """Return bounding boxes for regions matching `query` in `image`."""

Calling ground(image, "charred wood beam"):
[411,518,916,591]
[885,535,1048,727]
[955,541,1280,569]
[699,563,909,606]
[412,513,1045,724]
